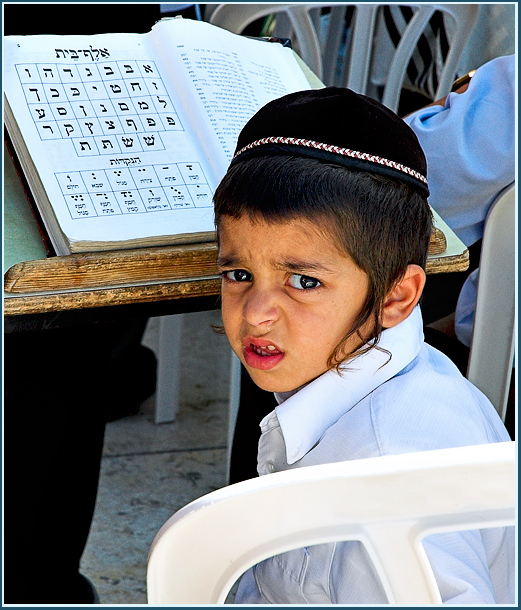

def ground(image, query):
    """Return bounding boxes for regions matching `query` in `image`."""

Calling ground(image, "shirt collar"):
[273,306,424,464]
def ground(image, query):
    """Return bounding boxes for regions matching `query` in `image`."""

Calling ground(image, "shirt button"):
[266,460,276,473]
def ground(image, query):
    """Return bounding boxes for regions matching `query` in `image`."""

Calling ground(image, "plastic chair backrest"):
[466,184,516,421]
[208,4,479,112]
[367,4,478,111]
[208,3,327,79]
[147,442,515,604]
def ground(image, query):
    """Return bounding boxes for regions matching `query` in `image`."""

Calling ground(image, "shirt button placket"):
[266,460,276,473]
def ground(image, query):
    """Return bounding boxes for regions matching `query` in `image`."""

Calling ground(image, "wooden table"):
[5,226,468,312]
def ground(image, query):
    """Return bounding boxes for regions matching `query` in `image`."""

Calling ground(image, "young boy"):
[213,88,513,604]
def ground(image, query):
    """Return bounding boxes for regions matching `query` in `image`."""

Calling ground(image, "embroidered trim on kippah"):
[234,136,428,186]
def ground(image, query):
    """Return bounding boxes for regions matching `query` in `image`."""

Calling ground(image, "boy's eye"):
[222,269,252,283]
[287,274,321,290]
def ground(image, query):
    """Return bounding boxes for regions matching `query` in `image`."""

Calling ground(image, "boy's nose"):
[242,287,280,329]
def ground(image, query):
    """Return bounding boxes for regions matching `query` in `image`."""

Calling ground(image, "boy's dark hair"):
[214,154,432,369]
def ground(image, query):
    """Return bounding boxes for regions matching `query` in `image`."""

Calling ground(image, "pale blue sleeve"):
[454,268,479,347]
[404,55,515,247]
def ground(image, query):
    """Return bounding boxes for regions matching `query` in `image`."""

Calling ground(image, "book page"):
[151,19,312,178]
[4,19,312,254]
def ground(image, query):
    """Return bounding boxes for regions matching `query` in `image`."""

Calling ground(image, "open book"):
[4,18,312,255]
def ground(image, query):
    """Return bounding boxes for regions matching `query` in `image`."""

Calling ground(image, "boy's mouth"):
[242,337,285,370]
[251,343,280,356]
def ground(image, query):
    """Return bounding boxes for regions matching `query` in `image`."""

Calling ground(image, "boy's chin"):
[246,368,311,395]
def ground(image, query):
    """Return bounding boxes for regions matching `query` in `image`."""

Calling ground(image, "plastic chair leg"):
[154,314,184,424]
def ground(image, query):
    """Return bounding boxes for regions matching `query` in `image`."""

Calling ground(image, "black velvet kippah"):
[231,87,429,196]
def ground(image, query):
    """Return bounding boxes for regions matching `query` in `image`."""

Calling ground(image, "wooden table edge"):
[426,250,469,274]
[4,239,468,297]
[4,251,470,318]
[4,276,222,316]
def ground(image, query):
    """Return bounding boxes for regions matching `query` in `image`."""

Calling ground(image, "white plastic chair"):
[147,441,515,604]
[466,183,516,421]
[208,4,479,112]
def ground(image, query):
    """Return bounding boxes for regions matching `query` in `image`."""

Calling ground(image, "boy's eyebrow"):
[216,255,336,274]
[216,254,241,268]
[273,259,335,274]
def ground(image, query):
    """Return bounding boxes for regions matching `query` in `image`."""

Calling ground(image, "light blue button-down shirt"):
[404,54,515,249]
[404,55,515,346]
[234,307,513,604]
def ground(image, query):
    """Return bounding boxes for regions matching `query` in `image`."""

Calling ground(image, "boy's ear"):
[381,265,426,329]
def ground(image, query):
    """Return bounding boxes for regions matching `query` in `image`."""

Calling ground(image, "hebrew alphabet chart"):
[4,19,311,253]
[16,59,180,157]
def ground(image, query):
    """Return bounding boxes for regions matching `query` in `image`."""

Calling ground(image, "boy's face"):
[217,214,370,393]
